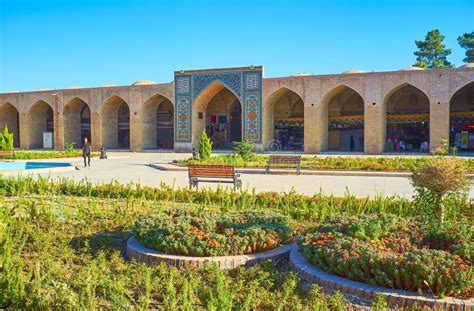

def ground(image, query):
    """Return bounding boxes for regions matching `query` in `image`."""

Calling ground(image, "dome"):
[65,86,82,89]
[342,69,366,74]
[132,80,157,86]
[460,63,474,68]
[399,66,425,71]
[291,72,311,77]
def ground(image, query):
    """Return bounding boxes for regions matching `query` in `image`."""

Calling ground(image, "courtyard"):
[28,152,423,198]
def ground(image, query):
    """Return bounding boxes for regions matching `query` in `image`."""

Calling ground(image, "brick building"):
[1,64,474,154]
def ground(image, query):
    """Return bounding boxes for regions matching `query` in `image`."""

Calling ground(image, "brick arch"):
[64,97,92,147]
[263,86,304,108]
[320,84,364,107]
[27,100,54,149]
[449,81,474,105]
[193,81,241,110]
[141,93,175,150]
[262,87,305,150]
[101,95,130,149]
[320,85,365,152]
[191,82,242,147]
[383,83,430,153]
[0,102,20,147]
[383,82,430,107]
[383,80,430,105]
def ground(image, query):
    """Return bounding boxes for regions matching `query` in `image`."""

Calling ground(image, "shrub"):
[134,209,295,256]
[199,130,212,160]
[64,142,76,153]
[299,214,473,297]
[411,156,469,224]
[0,125,14,151]
[233,140,255,161]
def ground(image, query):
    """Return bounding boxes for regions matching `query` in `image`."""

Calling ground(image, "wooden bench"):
[0,150,15,161]
[188,165,242,190]
[265,155,301,175]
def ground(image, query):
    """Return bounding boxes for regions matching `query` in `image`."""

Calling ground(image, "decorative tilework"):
[192,72,242,101]
[175,68,263,144]
[245,73,260,90]
[176,76,190,94]
[175,75,192,142]
[243,71,263,143]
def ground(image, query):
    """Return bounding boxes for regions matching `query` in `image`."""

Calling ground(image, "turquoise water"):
[0,162,72,171]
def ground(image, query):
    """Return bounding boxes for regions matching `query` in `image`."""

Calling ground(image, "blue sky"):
[0,0,473,92]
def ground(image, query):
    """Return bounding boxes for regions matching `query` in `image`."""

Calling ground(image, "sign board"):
[43,132,53,149]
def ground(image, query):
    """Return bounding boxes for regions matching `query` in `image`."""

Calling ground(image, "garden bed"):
[297,214,473,299]
[127,236,292,269]
[132,209,296,257]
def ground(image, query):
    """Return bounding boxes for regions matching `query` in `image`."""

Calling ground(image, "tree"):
[0,125,14,151]
[411,156,468,224]
[198,130,212,160]
[458,31,474,63]
[413,29,453,69]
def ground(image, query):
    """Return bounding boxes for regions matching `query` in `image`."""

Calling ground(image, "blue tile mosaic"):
[192,72,242,101]
[174,68,263,144]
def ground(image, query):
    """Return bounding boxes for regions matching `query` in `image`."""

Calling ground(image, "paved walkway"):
[15,152,471,199]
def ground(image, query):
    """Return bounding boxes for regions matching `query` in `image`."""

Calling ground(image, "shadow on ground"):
[70,230,131,257]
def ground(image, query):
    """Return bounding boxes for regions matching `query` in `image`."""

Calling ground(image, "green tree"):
[458,31,474,63]
[0,125,14,151]
[414,29,453,69]
[198,130,212,160]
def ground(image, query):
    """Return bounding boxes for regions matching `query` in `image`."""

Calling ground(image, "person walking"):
[82,137,92,167]
[350,135,355,151]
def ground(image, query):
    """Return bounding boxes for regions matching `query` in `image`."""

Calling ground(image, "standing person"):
[82,137,91,167]
[350,135,355,151]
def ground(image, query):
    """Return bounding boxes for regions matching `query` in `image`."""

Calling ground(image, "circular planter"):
[127,236,291,269]
[289,243,474,309]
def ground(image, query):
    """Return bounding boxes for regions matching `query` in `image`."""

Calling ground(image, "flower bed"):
[176,154,474,173]
[298,214,473,298]
[133,209,295,257]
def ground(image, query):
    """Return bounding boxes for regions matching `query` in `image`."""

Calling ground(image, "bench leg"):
[189,178,199,189]
[234,178,242,191]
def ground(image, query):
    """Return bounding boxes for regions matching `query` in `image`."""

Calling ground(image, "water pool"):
[0,161,72,171]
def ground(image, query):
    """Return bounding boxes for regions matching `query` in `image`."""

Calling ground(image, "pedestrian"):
[350,135,355,151]
[82,137,91,167]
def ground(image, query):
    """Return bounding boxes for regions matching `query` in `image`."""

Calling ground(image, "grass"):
[0,176,471,309]
[177,154,474,173]
[0,194,355,309]
[2,150,100,160]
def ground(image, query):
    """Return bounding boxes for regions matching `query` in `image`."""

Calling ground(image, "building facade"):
[1,65,474,154]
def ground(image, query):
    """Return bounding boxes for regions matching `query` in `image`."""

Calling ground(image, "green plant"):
[0,125,14,151]
[371,294,388,310]
[233,140,255,161]
[0,191,357,309]
[134,209,295,256]
[199,130,212,160]
[64,142,76,153]
[299,214,473,297]
[177,154,474,173]
[412,156,469,224]
[432,138,450,155]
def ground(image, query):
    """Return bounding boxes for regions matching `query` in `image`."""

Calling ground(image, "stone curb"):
[127,236,291,269]
[289,243,473,310]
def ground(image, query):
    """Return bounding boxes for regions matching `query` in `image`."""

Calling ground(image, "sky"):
[0,0,473,92]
